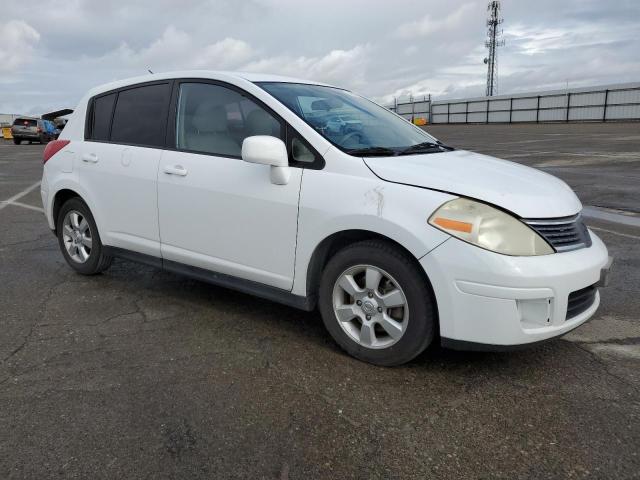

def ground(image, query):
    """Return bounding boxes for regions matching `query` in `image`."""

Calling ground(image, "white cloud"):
[242,45,371,88]
[94,26,254,72]
[394,3,477,38]
[404,45,418,56]
[0,20,40,72]
[195,38,254,69]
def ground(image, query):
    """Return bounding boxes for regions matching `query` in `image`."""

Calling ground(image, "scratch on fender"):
[365,186,385,217]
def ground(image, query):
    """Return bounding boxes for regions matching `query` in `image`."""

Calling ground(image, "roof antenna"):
[148,68,154,74]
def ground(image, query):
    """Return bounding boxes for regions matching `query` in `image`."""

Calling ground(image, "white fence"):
[388,82,640,124]
[388,95,430,122]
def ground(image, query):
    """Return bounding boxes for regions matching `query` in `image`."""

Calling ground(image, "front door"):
[158,81,301,290]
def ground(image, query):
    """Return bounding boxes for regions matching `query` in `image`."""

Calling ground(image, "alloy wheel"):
[332,264,409,349]
[62,210,93,263]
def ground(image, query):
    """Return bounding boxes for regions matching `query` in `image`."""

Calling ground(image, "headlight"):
[428,198,554,256]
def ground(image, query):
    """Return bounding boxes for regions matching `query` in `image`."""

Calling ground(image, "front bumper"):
[421,230,610,348]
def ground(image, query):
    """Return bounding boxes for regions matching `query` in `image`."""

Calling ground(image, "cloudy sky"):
[1,0,639,115]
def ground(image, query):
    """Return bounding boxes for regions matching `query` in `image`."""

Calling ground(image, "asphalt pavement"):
[1,127,639,479]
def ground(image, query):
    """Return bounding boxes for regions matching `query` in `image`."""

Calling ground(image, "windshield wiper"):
[345,146,398,157]
[398,141,454,155]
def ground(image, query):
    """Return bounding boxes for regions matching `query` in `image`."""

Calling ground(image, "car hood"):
[364,150,582,218]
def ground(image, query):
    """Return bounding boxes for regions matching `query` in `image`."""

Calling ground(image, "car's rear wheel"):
[318,240,437,366]
[13,138,21,145]
[56,197,112,275]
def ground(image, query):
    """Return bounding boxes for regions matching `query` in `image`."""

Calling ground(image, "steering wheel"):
[338,130,364,145]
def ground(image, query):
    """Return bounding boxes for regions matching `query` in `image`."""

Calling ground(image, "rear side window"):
[90,93,116,141]
[110,83,171,148]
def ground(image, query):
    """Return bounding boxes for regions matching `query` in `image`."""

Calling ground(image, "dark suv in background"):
[11,118,55,144]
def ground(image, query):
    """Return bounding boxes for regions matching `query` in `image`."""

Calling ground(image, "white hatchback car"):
[42,71,611,365]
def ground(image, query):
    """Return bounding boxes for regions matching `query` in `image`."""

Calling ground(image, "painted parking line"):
[589,226,640,241]
[8,201,44,213]
[0,181,42,212]
[583,206,640,228]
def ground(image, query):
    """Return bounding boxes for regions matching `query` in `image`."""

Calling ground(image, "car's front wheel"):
[13,138,21,145]
[318,240,437,366]
[56,197,112,275]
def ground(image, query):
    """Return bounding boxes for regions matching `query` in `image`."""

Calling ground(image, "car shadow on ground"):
[100,257,569,375]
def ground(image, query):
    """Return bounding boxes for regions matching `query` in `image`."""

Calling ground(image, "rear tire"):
[56,197,112,275]
[318,240,437,366]
[13,138,20,145]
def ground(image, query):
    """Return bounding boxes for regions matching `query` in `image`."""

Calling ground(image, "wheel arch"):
[50,185,103,236]
[304,229,439,315]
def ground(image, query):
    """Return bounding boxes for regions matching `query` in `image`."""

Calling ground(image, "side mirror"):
[241,135,290,185]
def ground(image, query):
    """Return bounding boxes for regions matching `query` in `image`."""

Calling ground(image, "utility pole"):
[484,1,504,97]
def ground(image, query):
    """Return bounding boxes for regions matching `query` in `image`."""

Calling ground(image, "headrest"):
[246,109,275,136]
[192,102,228,133]
[311,99,330,111]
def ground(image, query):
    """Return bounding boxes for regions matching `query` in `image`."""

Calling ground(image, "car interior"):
[177,84,281,157]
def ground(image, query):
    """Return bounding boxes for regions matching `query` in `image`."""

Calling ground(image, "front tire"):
[56,197,112,275]
[318,240,437,366]
[13,138,21,145]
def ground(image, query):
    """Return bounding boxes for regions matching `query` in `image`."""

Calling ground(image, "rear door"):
[79,82,172,257]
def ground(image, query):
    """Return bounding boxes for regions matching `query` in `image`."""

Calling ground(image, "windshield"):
[257,82,441,156]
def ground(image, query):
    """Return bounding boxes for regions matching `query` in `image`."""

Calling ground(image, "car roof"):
[86,70,336,97]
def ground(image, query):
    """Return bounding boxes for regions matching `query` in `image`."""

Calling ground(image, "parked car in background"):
[11,117,54,144]
[41,71,611,366]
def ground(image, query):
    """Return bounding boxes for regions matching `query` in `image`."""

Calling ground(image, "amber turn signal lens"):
[433,217,473,233]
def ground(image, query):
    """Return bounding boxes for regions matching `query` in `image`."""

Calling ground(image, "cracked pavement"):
[1,130,639,479]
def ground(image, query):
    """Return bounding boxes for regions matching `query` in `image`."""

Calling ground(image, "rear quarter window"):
[89,93,116,141]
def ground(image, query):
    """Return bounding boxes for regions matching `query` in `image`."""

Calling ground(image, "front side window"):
[257,82,440,156]
[110,83,172,147]
[291,137,315,163]
[176,82,282,158]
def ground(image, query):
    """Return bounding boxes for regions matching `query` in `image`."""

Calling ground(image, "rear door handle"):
[82,153,98,163]
[163,165,188,176]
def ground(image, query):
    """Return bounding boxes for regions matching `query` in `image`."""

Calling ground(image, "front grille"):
[566,285,597,320]
[525,214,592,252]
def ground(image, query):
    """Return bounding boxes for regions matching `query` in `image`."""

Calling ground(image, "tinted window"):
[90,93,116,141]
[13,118,37,127]
[176,82,282,157]
[110,83,171,147]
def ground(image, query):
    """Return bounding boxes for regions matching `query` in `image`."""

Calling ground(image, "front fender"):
[291,168,454,296]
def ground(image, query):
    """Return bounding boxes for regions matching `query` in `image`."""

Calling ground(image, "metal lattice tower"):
[484,1,504,96]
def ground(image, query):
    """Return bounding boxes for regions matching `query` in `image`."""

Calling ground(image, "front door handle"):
[82,153,98,163]
[163,165,188,176]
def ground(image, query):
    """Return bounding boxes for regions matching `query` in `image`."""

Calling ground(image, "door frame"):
[164,77,325,169]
